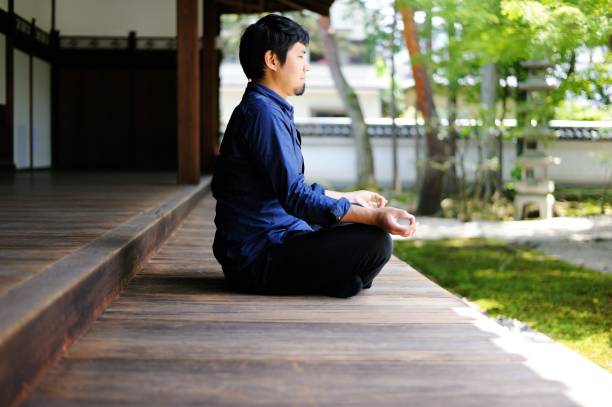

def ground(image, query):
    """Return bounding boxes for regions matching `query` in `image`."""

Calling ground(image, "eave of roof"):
[216,0,335,16]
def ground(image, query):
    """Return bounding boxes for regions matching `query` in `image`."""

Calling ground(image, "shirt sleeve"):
[246,107,351,226]
[310,182,326,195]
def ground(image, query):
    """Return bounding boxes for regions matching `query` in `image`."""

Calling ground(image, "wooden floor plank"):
[0,172,181,296]
[23,194,611,407]
[24,357,578,407]
[0,172,211,407]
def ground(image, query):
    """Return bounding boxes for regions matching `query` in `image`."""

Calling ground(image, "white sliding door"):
[32,57,51,168]
[14,49,30,169]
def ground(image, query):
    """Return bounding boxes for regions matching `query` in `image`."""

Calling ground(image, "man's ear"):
[263,50,278,72]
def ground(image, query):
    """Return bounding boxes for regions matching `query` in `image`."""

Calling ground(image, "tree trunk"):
[390,6,401,193]
[414,100,423,190]
[319,15,376,188]
[398,5,448,215]
[497,79,510,195]
[514,62,528,157]
[444,21,458,196]
[480,62,498,201]
[444,89,459,196]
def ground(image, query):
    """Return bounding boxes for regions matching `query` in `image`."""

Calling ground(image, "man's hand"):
[340,205,417,238]
[374,207,416,237]
[344,190,387,209]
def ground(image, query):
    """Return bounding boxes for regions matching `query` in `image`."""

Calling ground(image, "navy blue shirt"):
[212,82,351,271]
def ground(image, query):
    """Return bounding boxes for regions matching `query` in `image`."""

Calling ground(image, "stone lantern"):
[514,61,560,219]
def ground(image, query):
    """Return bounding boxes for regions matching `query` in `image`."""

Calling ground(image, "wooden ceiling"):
[215,0,335,16]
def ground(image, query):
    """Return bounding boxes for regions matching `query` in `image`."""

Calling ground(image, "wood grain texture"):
[55,53,178,171]
[0,172,188,296]
[0,171,210,407]
[202,0,220,174]
[176,0,200,184]
[23,195,585,407]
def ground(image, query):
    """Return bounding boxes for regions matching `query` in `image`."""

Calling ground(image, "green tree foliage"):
[398,0,610,215]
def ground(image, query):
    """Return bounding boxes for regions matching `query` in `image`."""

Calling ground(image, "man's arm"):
[324,190,344,200]
[324,189,415,236]
[325,189,387,208]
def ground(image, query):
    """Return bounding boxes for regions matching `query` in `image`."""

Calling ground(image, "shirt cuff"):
[330,197,351,225]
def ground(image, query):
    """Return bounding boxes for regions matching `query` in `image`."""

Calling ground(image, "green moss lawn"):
[394,238,612,372]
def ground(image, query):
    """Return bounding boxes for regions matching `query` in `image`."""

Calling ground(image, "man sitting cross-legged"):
[211,14,416,298]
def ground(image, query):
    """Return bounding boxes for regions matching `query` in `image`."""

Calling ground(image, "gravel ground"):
[394,214,612,273]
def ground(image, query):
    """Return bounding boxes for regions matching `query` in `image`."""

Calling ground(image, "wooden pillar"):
[50,0,58,168]
[1,0,15,170]
[51,0,56,31]
[176,0,200,184]
[128,31,136,169]
[50,29,59,168]
[29,20,35,169]
[202,0,220,174]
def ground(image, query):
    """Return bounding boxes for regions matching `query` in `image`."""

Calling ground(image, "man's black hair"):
[239,14,309,82]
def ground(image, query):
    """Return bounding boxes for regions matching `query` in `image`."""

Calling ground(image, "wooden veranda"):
[2,1,611,406]
[2,182,608,407]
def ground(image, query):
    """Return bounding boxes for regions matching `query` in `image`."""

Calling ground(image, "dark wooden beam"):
[50,30,59,169]
[50,3,57,167]
[51,0,55,31]
[202,0,220,174]
[215,0,333,16]
[1,0,15,170]
[176,0,200,184]
[29,19,35,169]
[128,31,136,169]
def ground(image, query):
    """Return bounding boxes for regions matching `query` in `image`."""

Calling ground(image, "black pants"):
[224,223,393,298]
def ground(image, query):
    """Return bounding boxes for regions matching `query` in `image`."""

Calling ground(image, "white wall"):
[0,0,7,11]
[15,0,52,31]
[301,137,612,187]
[0,34,5,104]
[14,50,30,169]
[220,63,386,123]
[294,88,381,118]
[302,137,417,185]
[549,140,612,184]
[33,57,51,168]
[56,0,203,36]
[221,86,382,124]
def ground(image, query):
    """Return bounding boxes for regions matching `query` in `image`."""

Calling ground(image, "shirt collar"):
[247,82,294,116]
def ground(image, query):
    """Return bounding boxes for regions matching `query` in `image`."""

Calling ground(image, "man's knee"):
[373,226,393,260]
[380,229,393,262]
[358,224,393,265]
[355,226,392,290]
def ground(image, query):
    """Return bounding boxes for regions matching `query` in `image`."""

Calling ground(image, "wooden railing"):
[59,35,206,50]
[0,9,55,61]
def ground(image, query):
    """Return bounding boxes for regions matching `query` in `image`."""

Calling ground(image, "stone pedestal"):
[514,193,555,219]
[514,153,559,220]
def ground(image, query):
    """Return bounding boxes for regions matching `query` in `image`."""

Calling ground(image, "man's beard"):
[294,84,306,96]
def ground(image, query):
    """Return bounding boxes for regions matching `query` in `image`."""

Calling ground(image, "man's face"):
[277,42,310,97]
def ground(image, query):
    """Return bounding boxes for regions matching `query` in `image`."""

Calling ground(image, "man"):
[212,14,416,298]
